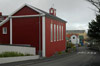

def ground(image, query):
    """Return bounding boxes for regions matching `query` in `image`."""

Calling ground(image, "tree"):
[86,0,100,13]
[87,0,100,40]
[88,15,100,40]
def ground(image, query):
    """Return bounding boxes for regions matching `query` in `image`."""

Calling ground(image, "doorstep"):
[0,55,39,64]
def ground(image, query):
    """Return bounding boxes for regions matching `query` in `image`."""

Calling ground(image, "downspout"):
[39,15,42,58]
[10,16,12,45]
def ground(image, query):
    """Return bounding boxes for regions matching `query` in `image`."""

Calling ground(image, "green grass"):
[0,52,33,58]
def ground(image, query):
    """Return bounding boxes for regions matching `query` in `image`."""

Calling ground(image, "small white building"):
[70,35,79,45]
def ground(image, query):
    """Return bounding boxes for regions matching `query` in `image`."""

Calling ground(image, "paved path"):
[28,47,97,66]
[0,47,99,66]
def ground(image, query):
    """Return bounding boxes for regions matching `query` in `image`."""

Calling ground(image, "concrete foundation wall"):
[0,55,39,64]
[0,45,36,55]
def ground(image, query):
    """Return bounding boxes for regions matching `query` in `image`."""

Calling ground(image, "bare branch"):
[86,0,100,10]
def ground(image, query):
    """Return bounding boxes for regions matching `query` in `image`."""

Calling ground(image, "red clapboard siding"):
[45,17,66,57]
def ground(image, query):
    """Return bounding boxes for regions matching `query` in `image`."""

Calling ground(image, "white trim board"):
[0,4,45,26]
[26,4,43,14]
[0,4,26,26]
[42,16,46,57]
[11,14,45,18]
[0,17,10,26]
[9,4,44,16]
[10,18,12,45]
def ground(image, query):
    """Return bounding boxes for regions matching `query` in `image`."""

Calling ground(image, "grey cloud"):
[0,0,96,31]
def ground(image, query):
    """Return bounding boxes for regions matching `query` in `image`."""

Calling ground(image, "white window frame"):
[54,24,56,41]
[62,26,63,40]
[57,25,58,41]
[59,25,61,41]
[2,27,7,34]
[51,9,53,13]
[51,22,53,42]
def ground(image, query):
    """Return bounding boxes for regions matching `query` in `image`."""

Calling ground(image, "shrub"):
[65,49,68,52]
[72,46,76,51]
[67,42,75,48]
[78,44,81,47]
[58,52,62,54]
[0,52,33,58]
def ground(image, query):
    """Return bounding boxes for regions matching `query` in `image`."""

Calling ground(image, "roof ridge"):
[0,4,67,26]
[26,4,67,22]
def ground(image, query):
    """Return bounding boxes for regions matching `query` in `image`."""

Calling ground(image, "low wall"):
[0,45,36,55]
[0,55,39,64]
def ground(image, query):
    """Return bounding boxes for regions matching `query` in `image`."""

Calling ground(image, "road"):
[0,46,100,66]
[28,47,97,66]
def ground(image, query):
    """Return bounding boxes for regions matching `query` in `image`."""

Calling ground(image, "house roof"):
[26,4,67,23]
[66,34,79,38]
[66,30,85,34]
[0,4,67,26]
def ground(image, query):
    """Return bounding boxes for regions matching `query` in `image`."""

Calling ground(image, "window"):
[54,24,56,41]
[59,25,61,40]
[57,25,58,41]
[51,10,53,13]
[62,26,63,40]
[73,37,75,39]
[3,27,7,34]
[51,23,53,42]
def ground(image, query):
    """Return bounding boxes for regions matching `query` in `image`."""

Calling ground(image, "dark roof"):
[27,5,67,23]
[66,30,85,33]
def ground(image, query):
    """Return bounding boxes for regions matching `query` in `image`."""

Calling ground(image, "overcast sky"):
[0,0,97,31]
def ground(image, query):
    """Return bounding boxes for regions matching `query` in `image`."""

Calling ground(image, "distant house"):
[66,30,87,46]
[70,34,79,45]
[0,13,8,22]
[0,4,67,57]
[66,34,79,45]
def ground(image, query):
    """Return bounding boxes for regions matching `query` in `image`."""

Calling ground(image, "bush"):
[66,42,77,52]
[66,42,75,48]
[78,44,81,47]
[58,52,62,54]
[65,49,68,52]
[72,46,76,51]
[0,52,33,58]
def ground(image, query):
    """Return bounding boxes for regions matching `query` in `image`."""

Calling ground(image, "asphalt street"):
[0,46,100,66]
[28,47,97,66]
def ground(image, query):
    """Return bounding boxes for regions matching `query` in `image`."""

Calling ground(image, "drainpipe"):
[10,16,12,45]
[38,15,42,58]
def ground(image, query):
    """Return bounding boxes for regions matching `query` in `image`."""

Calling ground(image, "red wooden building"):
[0,4,67,57]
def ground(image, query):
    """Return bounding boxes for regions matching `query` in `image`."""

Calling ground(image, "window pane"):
[59,25,61,40]
[51,23,53,42]
[62,26,63,40]
[3,27,7,34]
[57,25,58,41]
[59,25,60,40]
[54,24,56,41]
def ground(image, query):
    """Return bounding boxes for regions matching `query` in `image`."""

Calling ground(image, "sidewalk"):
[0,51,77,66]
[0,55,39,64]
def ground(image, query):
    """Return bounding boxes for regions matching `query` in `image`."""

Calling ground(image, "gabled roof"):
[66,34,79,38]
[24,4,67,23]
[0,4,67,26]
